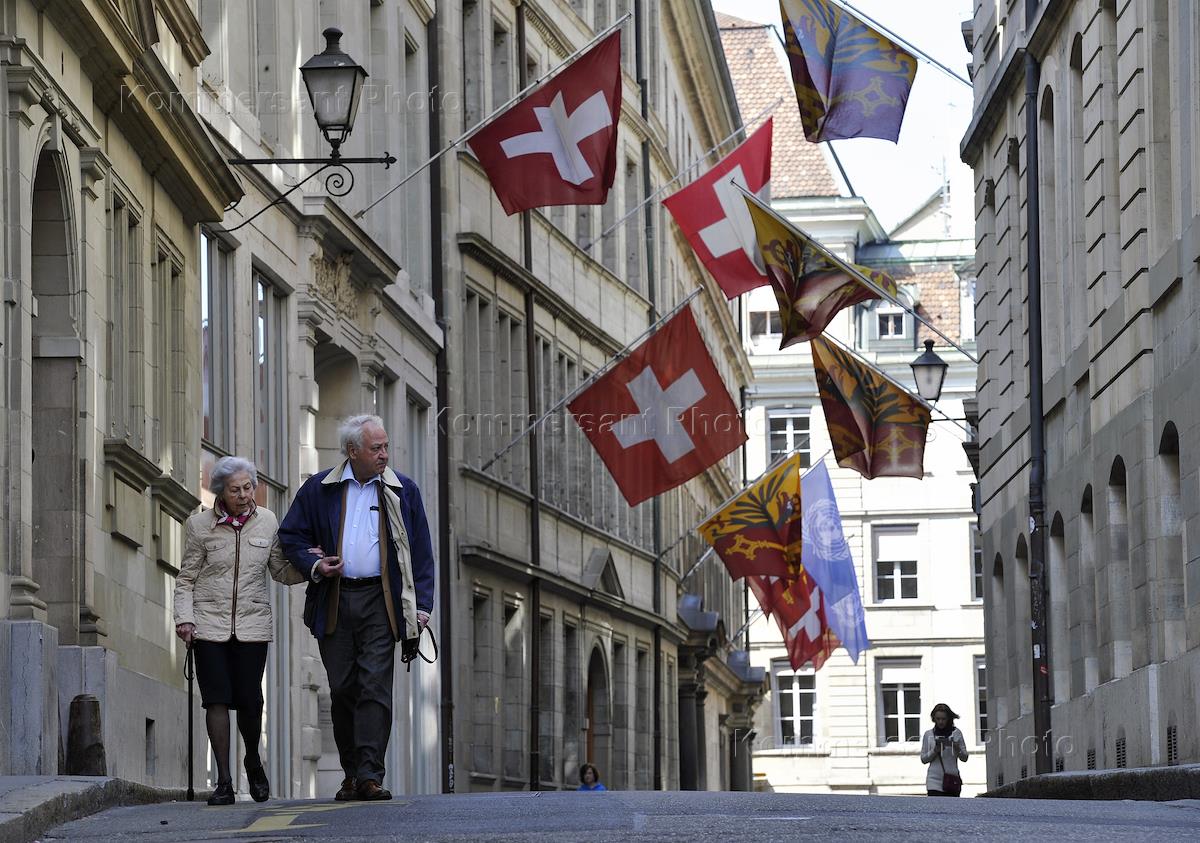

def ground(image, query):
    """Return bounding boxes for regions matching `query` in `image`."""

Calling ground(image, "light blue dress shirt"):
[339,463,382,579]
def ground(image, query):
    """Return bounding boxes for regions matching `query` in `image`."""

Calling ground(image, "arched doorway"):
[585,646,611,785]
[30,149,81,642]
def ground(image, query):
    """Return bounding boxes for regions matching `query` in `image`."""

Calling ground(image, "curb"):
[0,779,200,843]
[981,764,1200,801]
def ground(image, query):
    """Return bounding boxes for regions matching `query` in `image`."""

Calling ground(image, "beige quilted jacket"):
[173,507,305,642]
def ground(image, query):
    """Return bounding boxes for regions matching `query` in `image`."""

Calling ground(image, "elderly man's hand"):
[316,556,344,578]
[417,610,430,631]
[175,623,195,646]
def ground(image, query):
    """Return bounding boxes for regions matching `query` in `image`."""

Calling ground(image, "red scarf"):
[215,500,256,531]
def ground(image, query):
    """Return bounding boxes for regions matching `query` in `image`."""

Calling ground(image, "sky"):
[709,0,976,236]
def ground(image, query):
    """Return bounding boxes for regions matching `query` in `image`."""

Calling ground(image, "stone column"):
[694,683,708,791]
[677,680,698,790]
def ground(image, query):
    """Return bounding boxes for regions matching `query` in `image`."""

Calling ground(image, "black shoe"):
[245,759,270,802]
[207,780,235,806]
[335,776,358,802]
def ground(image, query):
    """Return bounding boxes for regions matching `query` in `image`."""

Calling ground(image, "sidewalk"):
[982,763,1200,800]
[0,777,194,843]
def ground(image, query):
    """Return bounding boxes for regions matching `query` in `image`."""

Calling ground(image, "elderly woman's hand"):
[175,623,196,646]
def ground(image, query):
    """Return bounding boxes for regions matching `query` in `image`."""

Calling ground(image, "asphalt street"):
[42,790,1200,841]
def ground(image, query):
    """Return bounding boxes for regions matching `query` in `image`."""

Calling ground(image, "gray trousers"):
[317,583,395,784]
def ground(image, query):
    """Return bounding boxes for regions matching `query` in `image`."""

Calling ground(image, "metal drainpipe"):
[516,2,544,793]
[1023,14,1052,774]
[428,13,456,795]
[632,0,665,791]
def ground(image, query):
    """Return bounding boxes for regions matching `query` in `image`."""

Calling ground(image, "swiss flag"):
[567,306,746,506]
[749,569,839,672]
[466,32,622,216]
[662,119,772,299]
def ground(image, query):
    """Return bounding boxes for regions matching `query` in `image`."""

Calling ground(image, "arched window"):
[1039,85,1063,369]
[991,553,1009,726]
[1012,536,1033,715]
[1158,423,1184,660]
[1104,459,1133,680]
[1048,513,1068,702]
[1074,486,1099,695]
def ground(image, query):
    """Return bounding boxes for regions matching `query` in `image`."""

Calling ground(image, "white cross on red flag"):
[567,306,746,506]
[748,569,839,672]
[466,32,622,216]
[662,119,773,299]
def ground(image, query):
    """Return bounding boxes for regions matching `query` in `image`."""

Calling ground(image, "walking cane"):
[185,644,195,801]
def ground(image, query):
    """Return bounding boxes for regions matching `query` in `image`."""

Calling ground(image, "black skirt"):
[192,638,269,711]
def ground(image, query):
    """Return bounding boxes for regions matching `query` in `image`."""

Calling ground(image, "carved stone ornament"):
[310,251,359,319]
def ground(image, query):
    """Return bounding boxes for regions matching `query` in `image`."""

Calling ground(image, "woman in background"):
[920,703,969,796]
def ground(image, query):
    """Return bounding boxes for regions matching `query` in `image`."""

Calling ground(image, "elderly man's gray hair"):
[209,456,259,496]
[340,414,386,455]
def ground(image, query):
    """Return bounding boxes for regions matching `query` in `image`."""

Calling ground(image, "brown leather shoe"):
[356,779,392,801]
[334,777,358,801]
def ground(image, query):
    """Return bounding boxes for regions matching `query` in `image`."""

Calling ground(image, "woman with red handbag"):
[920,703,968,796]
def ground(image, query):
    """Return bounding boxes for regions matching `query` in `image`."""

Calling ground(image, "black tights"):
[206,704,263,784]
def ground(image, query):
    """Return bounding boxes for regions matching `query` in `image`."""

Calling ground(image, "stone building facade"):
[962,0,1200,785]
[718,14,986,796]
[0,0,240,781]
[439,0,762,792]
[1,0,762,796]
[0,0,443,797]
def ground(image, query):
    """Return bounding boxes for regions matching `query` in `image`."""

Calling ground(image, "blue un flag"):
[800,461,870,662]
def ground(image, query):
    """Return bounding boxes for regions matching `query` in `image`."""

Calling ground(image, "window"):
[877,309,906,339]
[253,272,287,485]
[971,523,984,601]
[773,663,816,746]
[404,36,430,295]
[975,656,988,743]
[108,195,143,447]
[462,1,485,128]
[874,525,919,601]
[153,245,185,478]
[491,21,512,112]
[406,394,429,494]
[624,159,642,292]
[878,660,921,744]
[471,591,494,774]
[750,309,782,339]
[200,231,232,450]
[768,412,811,466]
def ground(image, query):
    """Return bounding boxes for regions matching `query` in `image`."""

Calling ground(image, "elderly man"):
[279,414,435,801]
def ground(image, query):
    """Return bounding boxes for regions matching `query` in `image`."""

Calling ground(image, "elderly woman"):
[174,456,305,806]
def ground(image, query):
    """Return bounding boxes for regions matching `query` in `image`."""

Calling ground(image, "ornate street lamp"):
[910,339,949,403]
[300,27,368,159]
[224,26,395,231]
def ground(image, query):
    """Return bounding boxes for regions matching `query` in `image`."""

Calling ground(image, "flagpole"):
[725,608,765,649]
[816,332,975,439]
[353,13,633,220]
[667,446,835,576]
[579,96,785,253]
[478,286,703,473]
[736,185,980,364]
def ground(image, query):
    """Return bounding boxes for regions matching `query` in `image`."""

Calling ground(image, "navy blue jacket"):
[278,466,435,640]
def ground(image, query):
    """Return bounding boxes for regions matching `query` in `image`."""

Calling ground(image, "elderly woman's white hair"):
[209,456,259,496]
[339,414,386,455]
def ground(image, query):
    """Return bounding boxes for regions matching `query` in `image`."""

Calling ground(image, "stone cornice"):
[150,474,201,523]
[156,0,210,67]
[103,439,161,491]
[300,195,402,292]
[523,0,573,61]
[960,0,1072,165]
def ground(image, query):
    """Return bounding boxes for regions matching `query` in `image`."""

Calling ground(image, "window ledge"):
[869,602,937,610]
[755,747,830,758]
[870,743,925,755]
[151,474,200,524]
